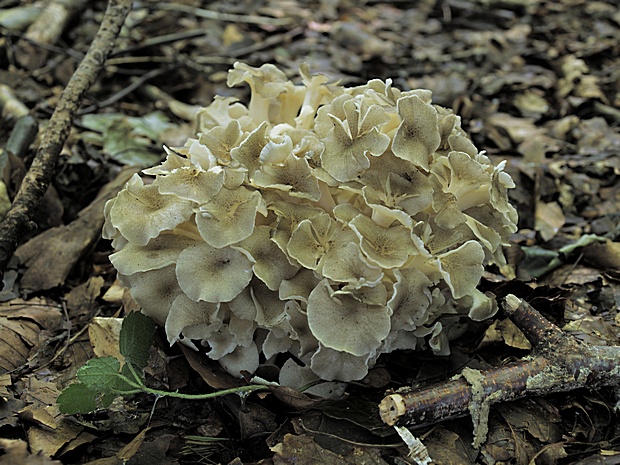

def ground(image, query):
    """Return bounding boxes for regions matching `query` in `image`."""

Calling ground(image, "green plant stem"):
[114,362,270,400]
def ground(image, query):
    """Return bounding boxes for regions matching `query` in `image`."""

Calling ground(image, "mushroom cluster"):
[103,62,518,388]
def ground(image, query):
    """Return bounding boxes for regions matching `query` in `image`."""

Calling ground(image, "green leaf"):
[80,112,172,167]
[120,311,156,370]
[77,356,121,391]
[57,383,99,415]
[99,391,118,409]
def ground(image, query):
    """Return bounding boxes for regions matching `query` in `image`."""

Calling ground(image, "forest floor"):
[0,0,619,464]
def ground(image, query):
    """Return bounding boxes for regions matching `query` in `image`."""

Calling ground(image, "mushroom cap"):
[165,293,222,348]
[388,267,434,331]
[218,342,260,378]
[155,164,224,205]
[349,214,420,269]
[109,174,193,246]
[175,243,253,303]
[307,279,390,356]
[234,225,299,291]
[109,234,197,275]
[119,265,181,325]
[195,186,264,248]
[279,358,347,398]
[310,344,374,382]
[319,97,391,182]
[436,240,485,299]
[392,95,441,170]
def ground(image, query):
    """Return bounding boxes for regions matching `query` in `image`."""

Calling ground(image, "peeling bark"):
[379,295,620,446]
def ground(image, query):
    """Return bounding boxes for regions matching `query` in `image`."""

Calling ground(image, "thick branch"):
[379,295,620,437]
[0,0,132,280]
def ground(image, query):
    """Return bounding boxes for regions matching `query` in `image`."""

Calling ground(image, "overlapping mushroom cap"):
[103,62,518,385]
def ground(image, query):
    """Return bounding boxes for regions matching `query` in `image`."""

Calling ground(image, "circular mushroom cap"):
[349,214,419,269]
[279,358,346,398]
[307,279,390,357]
[195,186,264,249]
[109,174,193,246]
[110,234,197,276]
[437,240,485,299]
[310,344,373,382]
[120,265,182,325]
[234,225,298,291]
[176,243,253,303]
[165,293,222,348]
[319,98,391,183]
[218,342,260,378]
[392,95,441,171]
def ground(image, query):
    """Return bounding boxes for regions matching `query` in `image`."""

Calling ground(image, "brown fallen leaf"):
[583,239,620,271]
[535,200,565,242]
[0,438,62,465]
[64,276,105,321]
[478,318,531,351]
[88,317,122,360]
[179,344,243,390]
[271,433,389,465]
[15,167,139,292]
[0,373,11,400]
[27,418,83,458]
[0,298,62,373]
[424,426,476,465]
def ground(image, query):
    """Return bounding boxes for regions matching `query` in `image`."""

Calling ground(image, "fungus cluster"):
[103,63,518,388]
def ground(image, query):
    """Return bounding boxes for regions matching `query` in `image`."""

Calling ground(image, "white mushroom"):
[105,62,518,383]
[175,243,253,303]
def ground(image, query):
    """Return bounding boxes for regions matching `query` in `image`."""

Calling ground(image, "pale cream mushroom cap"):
[109,234,197,276]
[279,358,347,398]
[119,265,182,325]
[195,186,264,249]
[310,344,374,382]
[436,240,485,299]
[175,243,253,303]
[349,214,420,269]
[392,95,441,170]
[109,174,193,246]
[165,294,222,348]
[233,225,298,291]
[218,342,260,379]
[307,279,390,357]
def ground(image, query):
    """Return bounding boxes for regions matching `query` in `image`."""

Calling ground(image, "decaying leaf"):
[0,299,62,373]
[271,433,388,465]
[15,167,139,291]
[88,317,122,360]
[0,438,62,465]
[535,201,565,242]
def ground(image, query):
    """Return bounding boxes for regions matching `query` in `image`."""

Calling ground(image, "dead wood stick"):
[379,294,620,445]
[0,0,132,282]
[15,0,88,70]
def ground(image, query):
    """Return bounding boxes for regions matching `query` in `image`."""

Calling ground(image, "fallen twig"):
[156,4,294,26]
[379,294,620,447]
[0,0,132,282]
[15,0,88,70]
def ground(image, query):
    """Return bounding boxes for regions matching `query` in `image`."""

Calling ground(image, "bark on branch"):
[379,294,620,447]
[0,0,132,281]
